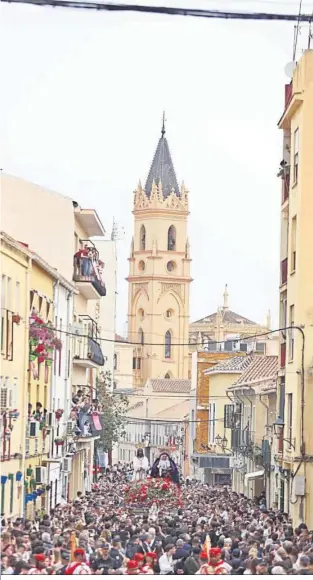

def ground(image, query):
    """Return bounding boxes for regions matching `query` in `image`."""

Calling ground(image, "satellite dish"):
[285,61,297,79]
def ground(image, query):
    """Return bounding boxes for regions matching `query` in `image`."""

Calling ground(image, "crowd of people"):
[1,467,313,575]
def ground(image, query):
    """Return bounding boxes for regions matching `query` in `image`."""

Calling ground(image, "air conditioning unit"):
[62,457,73,472]
[46,412,55,428]
[29,422,40,438]
[72,324,83,336]
[66,420,77,436]
[35,466,47,484]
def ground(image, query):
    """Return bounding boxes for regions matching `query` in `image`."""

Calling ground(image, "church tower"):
[127,118,192,387]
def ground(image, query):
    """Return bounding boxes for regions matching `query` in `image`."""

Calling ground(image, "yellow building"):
[1,233,30,518]
[189,285,271,351]
[127,120,191,386]
[277,49,313,525]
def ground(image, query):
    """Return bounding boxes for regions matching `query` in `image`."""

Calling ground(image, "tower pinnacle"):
[161,111,166,137]
[223,284,229,310]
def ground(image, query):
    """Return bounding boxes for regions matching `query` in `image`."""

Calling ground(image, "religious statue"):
[150,452,179,484]
[132,448,149,481]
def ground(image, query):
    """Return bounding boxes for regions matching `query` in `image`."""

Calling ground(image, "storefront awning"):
[244,469,265,486]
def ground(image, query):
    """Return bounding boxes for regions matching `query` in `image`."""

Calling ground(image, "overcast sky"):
[1,0,311,334]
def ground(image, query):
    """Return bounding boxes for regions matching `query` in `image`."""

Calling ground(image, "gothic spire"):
[145,115,180,199]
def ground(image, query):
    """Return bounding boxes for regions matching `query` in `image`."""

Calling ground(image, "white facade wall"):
[48,282,74,507]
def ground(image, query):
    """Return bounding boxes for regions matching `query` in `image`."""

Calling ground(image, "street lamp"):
[273,417,285,438]
[215,435,229,451]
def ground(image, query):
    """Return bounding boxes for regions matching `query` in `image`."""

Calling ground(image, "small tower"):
[127,116,192,386]
[223,284,229,311]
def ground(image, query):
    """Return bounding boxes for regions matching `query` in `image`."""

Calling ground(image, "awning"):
[244,469,265,486]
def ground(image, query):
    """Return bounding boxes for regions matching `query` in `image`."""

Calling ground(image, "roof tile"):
[233,355,278,387]
[204,356,254,375]
[149,379,191,393]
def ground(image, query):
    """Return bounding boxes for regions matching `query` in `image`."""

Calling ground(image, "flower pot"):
[46,359,53,367]
[29,354,37,362]
[29,339,37,347]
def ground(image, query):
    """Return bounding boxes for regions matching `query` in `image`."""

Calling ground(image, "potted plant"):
[12,313,21,324]
[55,437,65,447]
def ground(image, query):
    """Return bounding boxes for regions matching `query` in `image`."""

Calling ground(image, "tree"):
[96,370,129,454]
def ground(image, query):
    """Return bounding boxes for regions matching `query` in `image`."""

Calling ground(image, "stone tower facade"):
[127,121,192,387]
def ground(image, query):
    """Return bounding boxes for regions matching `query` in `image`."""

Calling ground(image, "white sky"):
[1,0,312,334]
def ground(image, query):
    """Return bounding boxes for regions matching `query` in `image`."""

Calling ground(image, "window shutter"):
[224,404,234,429]
[279,379,285,420]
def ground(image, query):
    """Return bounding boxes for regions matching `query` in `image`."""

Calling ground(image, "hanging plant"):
[29,315,62,365]
[12,313,21,324]
[55,409,64,420]
[46,359,53,367]
[55,437,65,446]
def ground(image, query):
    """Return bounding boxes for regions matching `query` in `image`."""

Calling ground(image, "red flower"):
[162,483,169,491]
[38,355,45,364]
[36,344,45,353]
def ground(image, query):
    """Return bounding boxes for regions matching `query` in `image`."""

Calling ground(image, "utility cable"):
[2,0,313,22]
[32,321,286,346]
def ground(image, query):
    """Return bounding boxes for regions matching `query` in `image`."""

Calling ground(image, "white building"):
[48,281,76,507]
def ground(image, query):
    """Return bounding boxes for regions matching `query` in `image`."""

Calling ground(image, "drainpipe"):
[259,394,270,506]
[21,258,31,517]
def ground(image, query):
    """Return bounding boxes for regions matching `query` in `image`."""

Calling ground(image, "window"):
[280,292,287,329]
[113,353,117,370]
[167,225,176,251]
[166,309,173,319]
[46,301,51,321]
[165,372,171,379]
[293,128,299,184]
[15,282,20,314]
[291,216,297,272]
[287,393,293,447]
[208,402,216,444]
[137,358,141,370]
[224,404,234,429]
[138,328,144,346]
[38,296,43,314]
[138,261,145,272]
[165,331,172,359]
[140,225,146,250]
[167,261,176,272]
[30,290,34,312]
[289,305,295,360]
[1,275,6,310]
[7,278,11,310]
[133,357,136,370]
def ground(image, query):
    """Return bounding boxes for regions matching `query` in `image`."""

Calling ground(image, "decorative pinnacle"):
[161,111,166,137]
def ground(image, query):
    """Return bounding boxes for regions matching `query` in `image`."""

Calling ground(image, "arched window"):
[165,330,172,359]
[165,372,171,379]
[138,328,144,345]
[167,225,176,251]
[140,225,146,251]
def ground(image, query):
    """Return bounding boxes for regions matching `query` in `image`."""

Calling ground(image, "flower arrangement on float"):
[29,313,62,367]
[124,476,182,508]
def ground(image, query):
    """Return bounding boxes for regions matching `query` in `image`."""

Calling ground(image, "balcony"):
[73,243,106,300]
[73,335,105,368]
[280,342,286,368]
[70,389,104,441]
[281,258,288,286]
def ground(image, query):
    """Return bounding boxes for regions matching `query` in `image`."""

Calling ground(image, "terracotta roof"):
[232,355,278,387]
[204,356,254,375]
[115,333,128,343]
[192,309,257,326]
[149,379,191,393]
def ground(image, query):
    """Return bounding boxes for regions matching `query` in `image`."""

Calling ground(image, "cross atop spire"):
[161,111,166,137]
[145,116,180,199]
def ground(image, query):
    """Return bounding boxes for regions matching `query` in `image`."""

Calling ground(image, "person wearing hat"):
[27,553,47,575]
[55,550,71,574]
[126,560,139,575]
[91,543,116,574]
[209,547,231,575]
[134,552,145,572]
[64,548,91,575]
[195,551,212,575]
